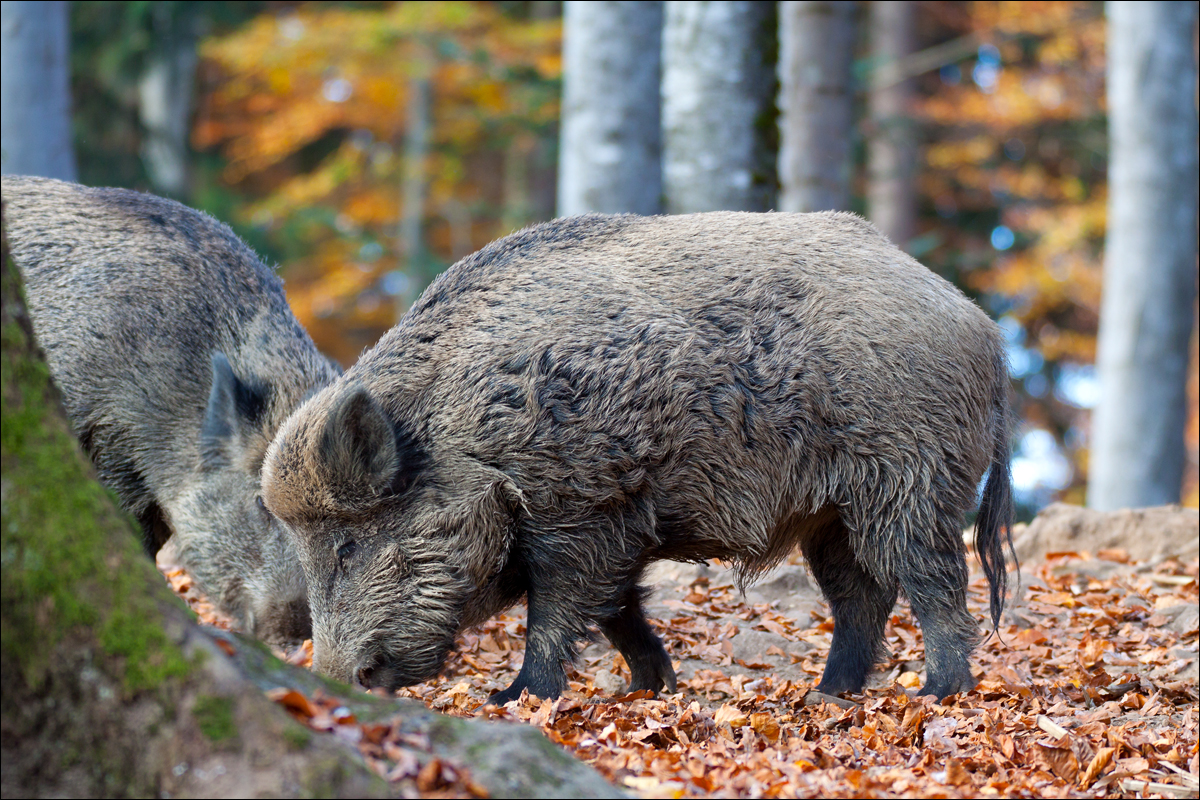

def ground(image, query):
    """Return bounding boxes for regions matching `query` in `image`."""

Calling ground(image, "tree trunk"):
[0,0,76,181]
[866,0,917,248]
[0,211,379,797]
[777,0,856,213]
[137,4,198,198]
[1089,1,1199,510]
[662,1,775,213]
[0,212,621,798]
[396,67,431,321]
[503,135,533,234]
[558,0,663,216]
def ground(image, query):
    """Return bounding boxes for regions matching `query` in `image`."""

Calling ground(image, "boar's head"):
[171,471,311,646]
[170,352,313,646]
[261,381,523,690]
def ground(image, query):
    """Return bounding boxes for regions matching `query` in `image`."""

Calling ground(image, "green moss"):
[300,754,354,799]
[192,695,237,743]
[1,250,190,694]
[283,724,313,751]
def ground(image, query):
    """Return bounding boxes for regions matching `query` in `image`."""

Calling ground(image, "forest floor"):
[160,519,1199,799]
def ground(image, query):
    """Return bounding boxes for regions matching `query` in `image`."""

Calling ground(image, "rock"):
[592,669,626,696]
[1159,604,1199,638]
[729,629,797,663]
[803,691,859,709]
[1013,503,1199,563]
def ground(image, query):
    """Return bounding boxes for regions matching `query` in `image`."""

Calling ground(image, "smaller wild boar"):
[262,212,1015,701]
[2,176,341,646]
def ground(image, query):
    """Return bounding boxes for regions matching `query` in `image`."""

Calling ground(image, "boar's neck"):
[459,557,526,630]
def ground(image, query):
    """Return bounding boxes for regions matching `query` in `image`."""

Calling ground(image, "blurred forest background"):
[2,0,1197,519]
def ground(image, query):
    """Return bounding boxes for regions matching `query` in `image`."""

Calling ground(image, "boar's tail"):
[975,357,1016,632]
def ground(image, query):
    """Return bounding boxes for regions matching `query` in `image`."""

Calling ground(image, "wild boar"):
[261,211,1015,701]
[2,175,341,646]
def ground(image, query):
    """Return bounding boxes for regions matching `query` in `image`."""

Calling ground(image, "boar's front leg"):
[489,581,587,704]
[598,585,676,696]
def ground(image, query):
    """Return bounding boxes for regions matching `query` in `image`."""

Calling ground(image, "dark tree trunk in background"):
[1089,1,1199,510]
[137,3,198,198]
[777,0,855,213]
[528,2,561,225]
[662,1,775,213]
[558,0,663,216]
[0,0,76,181]
[866,0,918,248]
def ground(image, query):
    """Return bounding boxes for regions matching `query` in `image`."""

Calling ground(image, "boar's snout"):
[313,637,440,692]
[249,594,311,647]
[352,655,406,692]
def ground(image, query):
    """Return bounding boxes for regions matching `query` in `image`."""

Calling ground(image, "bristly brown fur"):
[263,211,1016,700]
[2,175,341,646]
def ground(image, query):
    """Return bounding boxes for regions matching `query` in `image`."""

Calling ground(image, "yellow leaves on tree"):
[194,2,561,365]
[921,2,1107,367]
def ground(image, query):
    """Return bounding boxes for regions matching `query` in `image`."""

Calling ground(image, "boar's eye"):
[337,540,358,566]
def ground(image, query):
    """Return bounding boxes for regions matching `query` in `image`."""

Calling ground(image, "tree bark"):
[396,66,431,322]
[137,3,198,198]
[558,0,663,216]
[0,212,621,798]
[1089,1,1199,510]
[0,0,77,181]
[777,0,856,213]
[662,1,775,213]
[866,0,917,248]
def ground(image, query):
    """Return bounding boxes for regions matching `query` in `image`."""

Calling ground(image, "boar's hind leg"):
[598,586,676,696]
[802,517,898,696]
[897,530,978,700]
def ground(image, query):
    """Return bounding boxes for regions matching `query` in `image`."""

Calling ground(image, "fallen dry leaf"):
[162,544,1199,799]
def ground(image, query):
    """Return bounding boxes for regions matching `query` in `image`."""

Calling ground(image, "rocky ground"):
[160,504,1199,798]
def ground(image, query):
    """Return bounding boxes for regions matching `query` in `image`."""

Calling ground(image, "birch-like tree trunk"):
[396,67,430,321]
[137,4,198,197]
[662,1,774,213]
[558,1,663,216]
[866,0,917,247]
[1089,1,1199,510]
[777,0,855,213]
[0,0,76,181]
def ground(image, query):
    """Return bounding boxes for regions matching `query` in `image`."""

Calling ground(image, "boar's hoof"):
[488,683,529,706]
[920,671,977,701]
[815,665,868,697]
[627,650,677,696]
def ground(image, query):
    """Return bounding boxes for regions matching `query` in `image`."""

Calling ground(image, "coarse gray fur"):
[261,211,1015,700]
[2,175,341,646]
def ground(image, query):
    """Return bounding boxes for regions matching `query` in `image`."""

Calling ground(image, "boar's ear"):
[201,351,269,468]
[452,463,525,588]
[318,384,401,502]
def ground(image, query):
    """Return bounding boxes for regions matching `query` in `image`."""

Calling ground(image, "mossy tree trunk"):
[0,210,388,797]
[0,210,623,798]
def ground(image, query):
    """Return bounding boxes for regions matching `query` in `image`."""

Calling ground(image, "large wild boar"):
[3,175,341,646]
[262,211,1015,701]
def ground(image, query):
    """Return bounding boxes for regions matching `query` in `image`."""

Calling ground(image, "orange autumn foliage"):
[917,1,1197,507]
[194,1,561,364]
